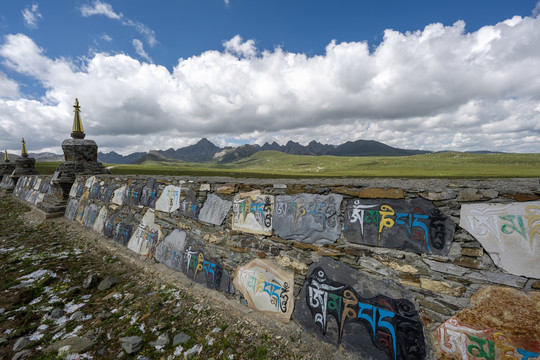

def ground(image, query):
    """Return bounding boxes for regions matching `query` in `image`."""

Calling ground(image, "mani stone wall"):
[8,174,540,360]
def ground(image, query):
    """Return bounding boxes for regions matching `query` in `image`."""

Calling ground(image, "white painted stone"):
[155,185,182,213]
[198,193,232,226]
[33,178,41,190]
[460,201,540,278]
[233,259,294,322]
[69,181,78,198]
[85,176,96,188]
[93,206,108,234]
[232,190,274,235]
[112,184,126,206]
[127,209,162,257]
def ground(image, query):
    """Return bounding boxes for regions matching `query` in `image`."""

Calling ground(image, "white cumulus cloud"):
[0,12,539,154]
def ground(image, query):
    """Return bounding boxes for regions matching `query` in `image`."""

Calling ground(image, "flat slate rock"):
[343,198,455,255]
[273,193,342,244]
[98,275,120,291]
[294,257,426,360]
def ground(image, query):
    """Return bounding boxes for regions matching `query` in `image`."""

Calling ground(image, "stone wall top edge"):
[74,174,540,189]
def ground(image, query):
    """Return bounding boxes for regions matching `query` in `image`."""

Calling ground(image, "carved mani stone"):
[154,229,188,272]
[273,193,343,244]
[155,185,182,213]
[181,240,233,293]
[233,259,295,323]
[294,257,426,360]
[435,286,540,360]
[343,198,455,255]
[198,193,232,226]
[232,190,274,235]
[127,209,161,257]
[460,201,540,278]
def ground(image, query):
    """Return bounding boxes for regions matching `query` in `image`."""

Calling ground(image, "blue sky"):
[1,0,539,154]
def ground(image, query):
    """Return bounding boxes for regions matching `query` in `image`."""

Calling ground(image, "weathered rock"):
[198,193,232,226]
[83,274,100,289]
[419,190,457,201]
[98,275,120,291]
[273,193,343,245]
[460,247,483,257]
[232,190,274,235]
[119,336,143,354]
[216,184,236,194]
[419,278,466,296]
[12,350,32,360]
[275,255,309,273]
[46,336,95,353]
[456,188,498,201]
[50,308,65,319]
[460,201,540,277]
[504,193,540,202]
[234,259,295,323]
[150,332,171,348]
[173,332,191,346]
[343,198,455,255]
[357,187,404,199]
[184,344,203,358]
[434,286,540,359]
[294,257,426,359]
[13,337,30,352]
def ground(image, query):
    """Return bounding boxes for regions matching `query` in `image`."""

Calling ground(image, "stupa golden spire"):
[21,138,28,157]
[71,98,85,139]
[4,150,9,162]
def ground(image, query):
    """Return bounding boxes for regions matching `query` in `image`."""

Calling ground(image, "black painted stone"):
[273,193,343,244]
[100,184,115,203]
[294,257,426,360]
[343,198,454,255]
[140,178,157,208]
[179,189,199,220]
[154,229,187,272]
[113,215,133,246]
[179,240,234,293]
[64,199,79,220]
[82,204,100,228]
[123,182,144,207]
[88,182,101,199]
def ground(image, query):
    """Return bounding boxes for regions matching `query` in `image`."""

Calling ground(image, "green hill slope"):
[104,151,540,178]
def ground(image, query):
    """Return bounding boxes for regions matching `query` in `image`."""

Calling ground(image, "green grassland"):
[35,151,540,178]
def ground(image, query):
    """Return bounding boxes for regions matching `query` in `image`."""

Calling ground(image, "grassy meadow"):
[35,151,540,178]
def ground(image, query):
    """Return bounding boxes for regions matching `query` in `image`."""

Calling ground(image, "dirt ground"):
[0,194,357,360]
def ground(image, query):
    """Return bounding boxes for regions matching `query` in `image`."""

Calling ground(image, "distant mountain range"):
[100,138,432,164]
[0,140,503,165]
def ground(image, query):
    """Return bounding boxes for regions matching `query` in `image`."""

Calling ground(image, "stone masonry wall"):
[5,174,540,360]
